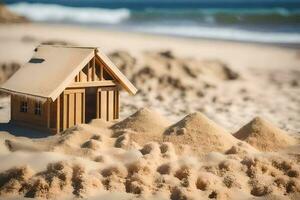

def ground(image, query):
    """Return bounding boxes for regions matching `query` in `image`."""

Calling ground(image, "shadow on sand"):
[0,122,50,138]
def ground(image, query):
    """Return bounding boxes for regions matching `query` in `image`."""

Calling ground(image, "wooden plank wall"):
[10,55,123,133]
[61,89,85,130]
[74,56,113,83]
[97,86,119,121]
[11,95,50,128]
[49,95,62,134]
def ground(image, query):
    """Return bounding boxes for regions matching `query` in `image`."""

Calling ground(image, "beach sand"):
[0,23,299,199]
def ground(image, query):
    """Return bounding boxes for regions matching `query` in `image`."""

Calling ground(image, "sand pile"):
[122,51,239,93]
[163,112,239,154]
[54,124,114,157]
[0,161,101,199]
[1,138,299,199]
[234,117,297,151]
[0,108,300,199]
[105,50,251,128]
[111,108,171,146]
[112,108,171,134]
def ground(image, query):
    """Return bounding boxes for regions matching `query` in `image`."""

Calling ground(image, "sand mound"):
[0,122,299,199]
[0,161,101,199]
[5,139,45,152]
[0,166,34,196]
[112,108,171,136]
[234,117,297,151]
[111,108,171,146]
[164,112,239,154]
[89,118,112,128]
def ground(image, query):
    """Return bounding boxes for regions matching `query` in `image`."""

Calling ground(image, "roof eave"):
[0,88,50,102]
[96,50,138,95]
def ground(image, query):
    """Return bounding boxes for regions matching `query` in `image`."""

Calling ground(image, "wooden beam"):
[82,91,85,123]
[63,93,67,130]
[10,95,14,121]
[114,89,119,119]
[56,95,60,133]
[46,100,51,129]
[94,56,103,81]
[96,88,100,118]
[108,90,114,121]
[96,52,138,95]
[68,80,116,88]
[60,94,63,132]
[100,65,103,81]
[92,57,96,81]
[79,71,84,82]
[87,62,91,82]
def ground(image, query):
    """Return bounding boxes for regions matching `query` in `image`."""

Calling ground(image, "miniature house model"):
[0,45,137,134]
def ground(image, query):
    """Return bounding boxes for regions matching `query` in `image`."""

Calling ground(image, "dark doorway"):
[85,87,97,123]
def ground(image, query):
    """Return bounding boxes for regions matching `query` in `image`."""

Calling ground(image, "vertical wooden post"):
[68,93,75,127]
[87,62,91,82]
[82,91,85,123]
[10,95,13,121]
[114,89,119,119]
[96,88,100,118]
[79,71,83,82]
[107,90,114,121]
[56,95,60,133]
[100,65,103,80]
[63,93,68,130]
[92,57,96,81]
[47,99,51,129]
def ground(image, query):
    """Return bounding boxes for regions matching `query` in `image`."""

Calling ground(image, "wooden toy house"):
[0,45,137,134]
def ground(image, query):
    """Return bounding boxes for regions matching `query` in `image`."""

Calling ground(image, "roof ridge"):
[38,44,98,50]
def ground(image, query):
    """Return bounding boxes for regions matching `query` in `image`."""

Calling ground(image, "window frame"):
[34,101,42,116]
[20,100,28,113]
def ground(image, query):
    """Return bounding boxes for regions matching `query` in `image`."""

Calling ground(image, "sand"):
[0,110,299,199]
[111,108,171,147]
[0,20,299,199]
[163,112,238,154]
[0,23,299,132]
[234,117,298,151]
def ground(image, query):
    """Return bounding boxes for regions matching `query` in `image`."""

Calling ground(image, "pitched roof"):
[0,45,137,100]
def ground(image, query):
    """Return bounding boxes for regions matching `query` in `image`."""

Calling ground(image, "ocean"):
[4,0,300,44]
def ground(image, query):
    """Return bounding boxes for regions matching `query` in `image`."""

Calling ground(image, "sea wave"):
[8,3,130,24]
[134,8,300,25]
[135,25,300,44]
[6,2,300,44]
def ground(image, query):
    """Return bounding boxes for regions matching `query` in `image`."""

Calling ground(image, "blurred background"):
[0,0,299,133]
[3,0,300,44]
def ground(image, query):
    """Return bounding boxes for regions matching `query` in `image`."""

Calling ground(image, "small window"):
[20,101,28,113]
[35,102,42,115]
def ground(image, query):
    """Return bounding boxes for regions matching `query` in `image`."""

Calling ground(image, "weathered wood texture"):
[61,89,85,131]
[97,86,119,121]
[11,53,121,134]
[11,95,50,128]
[74,55,114,84]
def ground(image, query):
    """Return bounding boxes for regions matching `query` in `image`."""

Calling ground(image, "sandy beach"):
[0,22,300,199]
[0,23,299,131]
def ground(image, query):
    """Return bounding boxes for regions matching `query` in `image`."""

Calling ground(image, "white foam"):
[7,2,300,44]
[136,25,300,44]
[8,2,130,24]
